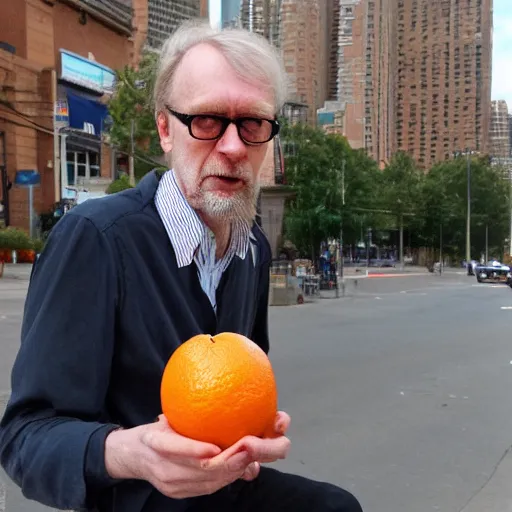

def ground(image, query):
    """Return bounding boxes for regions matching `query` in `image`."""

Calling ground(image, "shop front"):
[56,49,115,203]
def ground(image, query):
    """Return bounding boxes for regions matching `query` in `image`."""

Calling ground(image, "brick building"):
[317,0,492,170]
[142,0,205,50]
[0,0,133,231]
[394,0,492,169]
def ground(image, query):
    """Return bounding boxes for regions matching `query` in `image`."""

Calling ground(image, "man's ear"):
[157,112,173,153]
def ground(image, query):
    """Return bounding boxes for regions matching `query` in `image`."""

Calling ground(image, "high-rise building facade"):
[279,0,321,124]
[489,100,510,159]
[320,0,493,170]
[394,0,492,169]
[317,0,394,165]
[146,0,202,50]
[240,0,281,47]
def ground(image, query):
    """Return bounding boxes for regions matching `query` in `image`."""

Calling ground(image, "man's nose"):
[216,123,247,161]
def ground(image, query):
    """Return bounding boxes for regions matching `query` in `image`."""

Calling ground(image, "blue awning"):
[65,88,108,136]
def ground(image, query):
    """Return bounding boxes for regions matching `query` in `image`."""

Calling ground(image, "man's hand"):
[104,412,291,499]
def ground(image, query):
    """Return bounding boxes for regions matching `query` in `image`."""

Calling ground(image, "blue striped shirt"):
[154,169,256,311]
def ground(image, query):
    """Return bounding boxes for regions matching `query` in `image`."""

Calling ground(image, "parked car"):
[474,260,511,283]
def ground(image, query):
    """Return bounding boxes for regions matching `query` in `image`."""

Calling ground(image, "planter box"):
[0,249,13,263]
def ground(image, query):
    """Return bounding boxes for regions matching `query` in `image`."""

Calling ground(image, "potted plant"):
[0,227,33,266]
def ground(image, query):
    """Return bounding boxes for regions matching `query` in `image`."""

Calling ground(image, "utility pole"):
[466,149,471,264]
[439,222,443,275]
[399,213,404,271]
[336,159,346,298]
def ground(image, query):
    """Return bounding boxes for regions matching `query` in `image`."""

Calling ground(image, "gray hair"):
[153,19,287,118]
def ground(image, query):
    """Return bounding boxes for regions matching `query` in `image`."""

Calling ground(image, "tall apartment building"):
[146,0,203,50]
[489,100,510,158]
[317,0,394,165]
[279,0,321,124]
[320,0,493,170]
[394,0,492,169]
[240,0,282,47]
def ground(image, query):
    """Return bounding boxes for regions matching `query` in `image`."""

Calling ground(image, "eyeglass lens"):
[190,116,273,143]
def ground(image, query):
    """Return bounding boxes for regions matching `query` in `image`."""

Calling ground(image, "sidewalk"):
[0,263,33,281]
[0,265,32,299]
[460,446,512,512]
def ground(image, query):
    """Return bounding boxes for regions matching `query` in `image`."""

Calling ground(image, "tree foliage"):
[107,51,162,178]
[422,156,510,259]
[280,122,511,262]
[105,174,134,195]
[280,122,382,259]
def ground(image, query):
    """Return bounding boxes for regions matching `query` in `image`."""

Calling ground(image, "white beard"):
[170,151,260,225]
[201,182,260,223]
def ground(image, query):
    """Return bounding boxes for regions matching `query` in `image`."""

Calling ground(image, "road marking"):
[501,306,512,310]
[471,284,507,288]
[368,272,427,278]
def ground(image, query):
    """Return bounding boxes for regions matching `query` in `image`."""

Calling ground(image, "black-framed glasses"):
[165,106,280,145]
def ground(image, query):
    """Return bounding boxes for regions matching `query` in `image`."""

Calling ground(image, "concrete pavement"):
[2,268,512,510]
[459,447,512,512]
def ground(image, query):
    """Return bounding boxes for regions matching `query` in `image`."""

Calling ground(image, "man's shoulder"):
[66,186,149,233]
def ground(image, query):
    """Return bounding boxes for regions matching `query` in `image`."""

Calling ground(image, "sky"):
[491,0,511,105]
[208,0,221,29]
[209,0,510,105]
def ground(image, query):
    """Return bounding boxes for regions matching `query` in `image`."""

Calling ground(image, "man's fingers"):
[243,435,291,463]
[222,435,290,464]
[142,427,222,460]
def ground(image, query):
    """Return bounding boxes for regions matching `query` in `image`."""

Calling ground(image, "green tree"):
[423,156,510,260]
[280,122,382,260]
[105,173,134,195]
[107,51,163,179]
[379,151,425,236]
[280,123,343,260]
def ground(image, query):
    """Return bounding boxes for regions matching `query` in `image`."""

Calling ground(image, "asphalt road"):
[2,270,512,511]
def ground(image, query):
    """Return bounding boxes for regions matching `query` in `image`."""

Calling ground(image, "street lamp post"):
[466,149,471,264]
[336,159,346,298]
[440,222,443,275]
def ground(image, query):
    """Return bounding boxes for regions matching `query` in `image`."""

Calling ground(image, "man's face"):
[157,43,276,224]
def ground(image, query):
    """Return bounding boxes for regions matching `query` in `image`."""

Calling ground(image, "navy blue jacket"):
[0,170,271,511]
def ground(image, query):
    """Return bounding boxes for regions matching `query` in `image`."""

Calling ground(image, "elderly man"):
[0,21,363,512]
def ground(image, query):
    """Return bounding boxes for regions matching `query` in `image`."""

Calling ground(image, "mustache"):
[200,164,252,183]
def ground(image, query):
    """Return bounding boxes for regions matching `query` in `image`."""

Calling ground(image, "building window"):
[67,151,100,186]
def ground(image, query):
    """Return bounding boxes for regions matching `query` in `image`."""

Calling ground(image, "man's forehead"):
[184,97,275,117]
[170,44,275,117]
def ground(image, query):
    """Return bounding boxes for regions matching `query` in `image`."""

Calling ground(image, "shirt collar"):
[154,169,254,267]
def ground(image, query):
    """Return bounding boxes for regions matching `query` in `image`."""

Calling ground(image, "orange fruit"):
[160,332,278,450]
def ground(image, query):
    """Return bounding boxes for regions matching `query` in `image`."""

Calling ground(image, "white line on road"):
[501,306,512,310]
[472,284,508,288]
